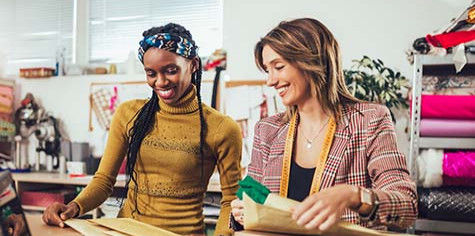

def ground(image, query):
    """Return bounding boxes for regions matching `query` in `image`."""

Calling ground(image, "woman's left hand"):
[291,184,360,232]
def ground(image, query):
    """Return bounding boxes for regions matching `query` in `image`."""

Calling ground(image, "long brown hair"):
[254,18,359,122]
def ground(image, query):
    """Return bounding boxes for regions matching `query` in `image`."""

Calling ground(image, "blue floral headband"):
[138,33,197,63]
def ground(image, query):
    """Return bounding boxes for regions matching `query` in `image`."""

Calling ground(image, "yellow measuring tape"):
[279,112,336,197]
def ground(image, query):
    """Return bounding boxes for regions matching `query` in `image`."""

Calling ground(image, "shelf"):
[13,172,221,192]
[204,217,218,225]
[419,137,475,149]
[12,172,126,187]
[420,53,475,65]
[22,205,98,217]
[415,219,475,235]
[22,205,46,211]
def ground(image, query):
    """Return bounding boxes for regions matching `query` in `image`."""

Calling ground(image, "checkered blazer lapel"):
[319,106,352,190]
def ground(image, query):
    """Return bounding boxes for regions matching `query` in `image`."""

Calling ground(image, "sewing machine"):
[13,93,62,172]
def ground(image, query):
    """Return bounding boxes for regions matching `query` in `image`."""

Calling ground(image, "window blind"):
[0,0,74,75]
[89,0,222,63]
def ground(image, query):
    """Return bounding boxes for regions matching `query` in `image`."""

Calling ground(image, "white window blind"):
[89,0,222,63]
[0,0,74,75]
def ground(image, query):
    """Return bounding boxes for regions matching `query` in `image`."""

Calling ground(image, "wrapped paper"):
[243,193,410,236]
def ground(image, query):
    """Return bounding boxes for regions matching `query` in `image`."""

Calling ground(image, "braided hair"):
[125,23,207,216]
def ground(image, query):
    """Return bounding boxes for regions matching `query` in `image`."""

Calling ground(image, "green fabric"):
[236,176,271,204]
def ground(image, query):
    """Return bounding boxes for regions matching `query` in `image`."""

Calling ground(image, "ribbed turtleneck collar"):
[158,85,199,114]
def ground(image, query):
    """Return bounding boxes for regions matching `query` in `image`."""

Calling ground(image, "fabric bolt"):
[417,149,444,188]
[236,176,270,204]
[417,149,475,187]
[420,119,475,137]
[443,151,475,186]
[421,95,475,119]
[0,113,12,122]
[73,86,242,235]
[0,96,12,107]
[247,103,417,230]
[0,86,13,97]
[426,30,475,49]
[422,75,475,95]
[422,87,475,95]
[418,187,475,222]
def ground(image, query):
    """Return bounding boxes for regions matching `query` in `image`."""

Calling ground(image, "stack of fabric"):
[407,2,474,72]
[0,81,15,139]
[416,73,475,222]
[417,149,475,222]
[417,149,475,188]
[419,75,475,137]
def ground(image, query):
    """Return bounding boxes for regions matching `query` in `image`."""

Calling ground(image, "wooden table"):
[25,214,80,236]
[235,231,289,235]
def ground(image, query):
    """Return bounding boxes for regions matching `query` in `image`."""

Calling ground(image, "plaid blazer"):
[247,103,417,230]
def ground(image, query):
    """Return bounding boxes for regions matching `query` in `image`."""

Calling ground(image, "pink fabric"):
[421,95,475,119]
[420,119,475,137]
[442,151,475,186]
[0,86,13,96]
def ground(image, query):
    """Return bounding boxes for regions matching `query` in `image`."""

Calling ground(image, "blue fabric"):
[138,33,197,63]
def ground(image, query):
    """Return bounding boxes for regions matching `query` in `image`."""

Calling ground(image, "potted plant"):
[344,56,409,121]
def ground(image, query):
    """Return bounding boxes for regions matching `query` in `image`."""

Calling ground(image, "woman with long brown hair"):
[231,18,417,232]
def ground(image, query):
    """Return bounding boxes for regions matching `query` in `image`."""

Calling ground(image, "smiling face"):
[261,45,313,107]
[143,47,196,105]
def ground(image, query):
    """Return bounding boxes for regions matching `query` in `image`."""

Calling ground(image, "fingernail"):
[60,222,64,228]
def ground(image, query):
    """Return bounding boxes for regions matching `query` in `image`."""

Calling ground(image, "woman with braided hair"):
[41,23,242,235]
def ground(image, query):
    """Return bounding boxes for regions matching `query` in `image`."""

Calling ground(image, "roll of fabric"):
[417,149,475,187]
[422,75,475,94]
[421,95,475,119]
[420,119,475,137]
[422,87,475,95]
[418,187,475,222]
[443,151,475,186]
[417,149,444,188]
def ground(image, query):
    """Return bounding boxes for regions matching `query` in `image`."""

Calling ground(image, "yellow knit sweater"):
[72,86,242,235]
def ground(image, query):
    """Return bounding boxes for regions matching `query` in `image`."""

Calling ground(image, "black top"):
[287,161,316,202]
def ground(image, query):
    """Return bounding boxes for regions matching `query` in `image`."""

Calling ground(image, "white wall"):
[11,0,471,163]
[222,0,471,155]
[223,0,470,79]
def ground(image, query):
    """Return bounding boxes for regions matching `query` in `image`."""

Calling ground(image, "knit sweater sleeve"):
[72,102,131,215]
[213,117,242,236]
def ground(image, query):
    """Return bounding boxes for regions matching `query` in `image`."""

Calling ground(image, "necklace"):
[299,117,330,149]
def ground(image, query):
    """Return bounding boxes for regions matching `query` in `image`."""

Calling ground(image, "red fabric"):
[119,157,126,174]
[426,30,475,49]
[248,103,417,230]
[21,190,76,207]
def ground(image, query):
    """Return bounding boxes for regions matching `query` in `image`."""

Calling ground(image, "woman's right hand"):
[230,198,244,225]
[42,202,79,228]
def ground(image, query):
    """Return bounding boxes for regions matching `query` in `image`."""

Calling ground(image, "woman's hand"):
[291,184,360,232]
[230,198,245,225]
[5,214,27,236]
[42,202,79,227]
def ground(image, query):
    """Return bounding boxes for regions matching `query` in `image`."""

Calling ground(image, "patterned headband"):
[138,33,197,63]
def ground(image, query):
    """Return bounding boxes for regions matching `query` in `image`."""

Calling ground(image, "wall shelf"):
[415,219,475,235]
[419,137,475,149]
[408,54,475,235]
[420,53,475,65]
